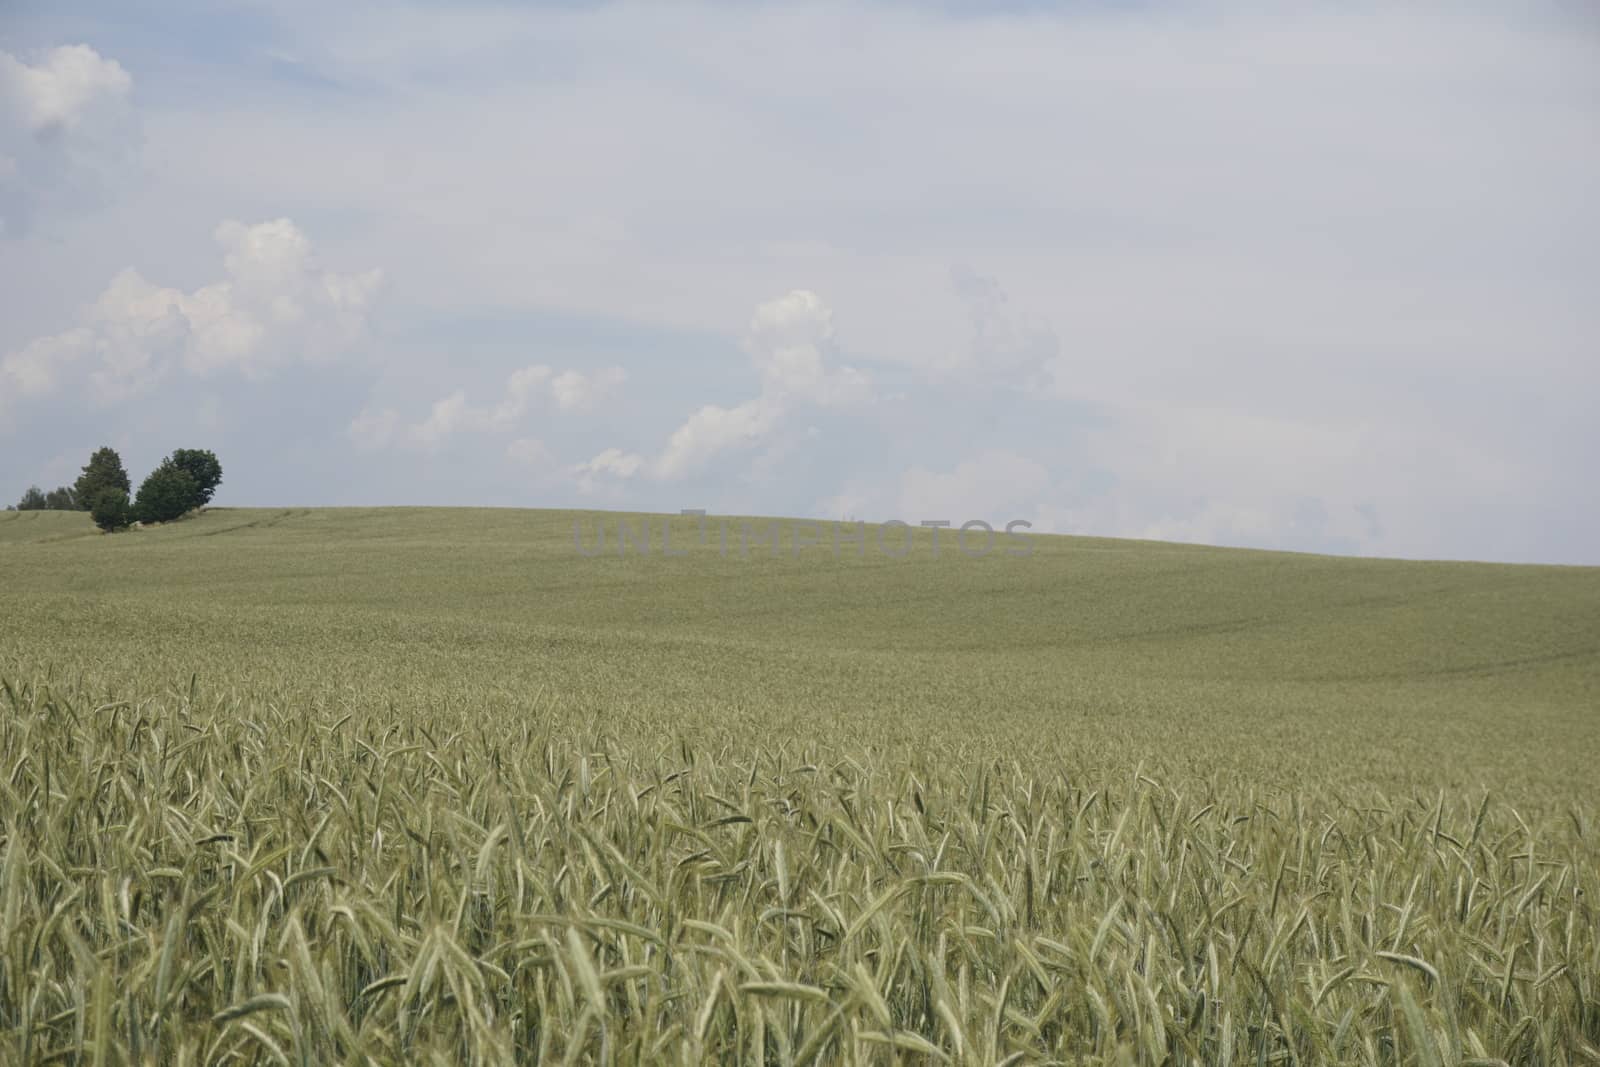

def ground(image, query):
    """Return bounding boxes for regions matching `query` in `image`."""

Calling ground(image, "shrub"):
[89,488,133,532]
[133,463,200,524]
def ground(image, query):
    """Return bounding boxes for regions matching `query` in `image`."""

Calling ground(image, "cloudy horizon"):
[3,1,1597,564]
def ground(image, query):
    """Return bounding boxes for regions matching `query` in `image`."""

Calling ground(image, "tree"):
[16,486,46,510]
[74,447,131,510]
[44,486,78,510]
[133,462,199,524]
[89,488,133,532]
[167,449,223,508]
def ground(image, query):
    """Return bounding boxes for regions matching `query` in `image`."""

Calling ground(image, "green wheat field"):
[1,506,1597,1065]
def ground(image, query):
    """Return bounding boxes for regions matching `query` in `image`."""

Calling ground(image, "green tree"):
[73,447,132,510]
[44,486,78,510]
[133,463,199,524]
[16,486,46,510]
[167,448,223,508]
[89,488,133,532]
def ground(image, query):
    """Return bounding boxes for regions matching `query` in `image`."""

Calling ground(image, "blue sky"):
[2,1,1597,562]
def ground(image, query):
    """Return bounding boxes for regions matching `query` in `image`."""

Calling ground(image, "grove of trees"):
[7,447,223,532]
[13,485,78,510]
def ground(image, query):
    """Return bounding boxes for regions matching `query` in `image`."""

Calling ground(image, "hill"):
[3,505,1595,797]
[2,505,1597,1062]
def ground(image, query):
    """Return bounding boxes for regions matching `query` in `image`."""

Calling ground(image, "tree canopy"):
[133,462,201,525]
[89,488,133,532]
[74,447,132,509]
[168,449,223,507]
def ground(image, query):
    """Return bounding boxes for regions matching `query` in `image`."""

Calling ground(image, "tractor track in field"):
[192,508,310,536]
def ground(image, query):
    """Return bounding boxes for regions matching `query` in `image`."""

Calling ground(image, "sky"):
[1,1,1596,563]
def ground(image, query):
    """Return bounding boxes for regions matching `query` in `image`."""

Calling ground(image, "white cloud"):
[0,327,95,399]
[183,219,382,374]
[655,397,783,481]
[482,365,554,430]
[614,290,872,483]
[748,290,871,407]
[579,448,643,478]
[550,366,626,412]
[1,45,131,134]
[0,45,137,237]
[1,218,381,421]
[573,447,644,495]
[83,269,192,399]
[409,391,473,450]
[352,362,626,452]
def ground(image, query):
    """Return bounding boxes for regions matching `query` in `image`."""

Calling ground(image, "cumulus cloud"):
[550,366,626,412]
[578,448,643,478]
[192,220,382,373]
[594,290,871,486]
[573,447,645,495]
[2,218,381,423]
[2,45,131,133]
[409,392,474,450]
[487,366,553,429]
[0,45,136,236]
[747,289,871,406]
[0,328,90,400]
[349,363,625,451]
[655,397,783,480]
